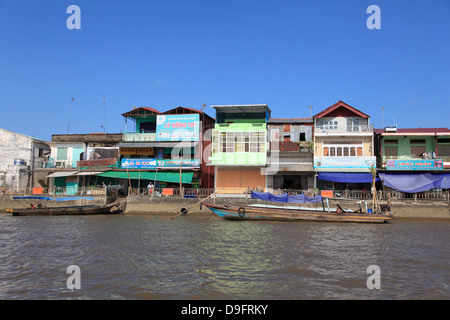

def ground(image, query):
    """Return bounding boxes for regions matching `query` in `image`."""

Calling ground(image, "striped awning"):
[97,171,194,184]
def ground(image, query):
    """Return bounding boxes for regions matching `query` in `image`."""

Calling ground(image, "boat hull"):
[204,203,392,224]
[7,203,121,216]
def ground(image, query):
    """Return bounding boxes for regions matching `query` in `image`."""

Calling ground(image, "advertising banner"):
[121,158,200,169]
[314,156,376,170]
[386,159,443,170]
[156,114,199,141]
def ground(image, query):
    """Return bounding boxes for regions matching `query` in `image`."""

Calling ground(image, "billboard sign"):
[386,159,443,171]
[314,156,376,170]
[156,114,199,141]
[121,158,200,169]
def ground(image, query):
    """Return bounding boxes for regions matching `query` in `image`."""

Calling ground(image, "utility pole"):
[68,97,74,134]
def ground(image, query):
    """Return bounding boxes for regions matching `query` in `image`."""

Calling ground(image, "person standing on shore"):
[147,182,154,195]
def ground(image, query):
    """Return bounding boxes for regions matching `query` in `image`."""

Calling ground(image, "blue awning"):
[251,191,323,203]
[318,172,378,183]
[378,173,450,193]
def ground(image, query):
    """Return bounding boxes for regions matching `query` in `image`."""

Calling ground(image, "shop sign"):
[386,159,443,170]
[156,114,199,141]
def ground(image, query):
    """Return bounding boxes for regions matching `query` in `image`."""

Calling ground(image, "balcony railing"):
[315,125,374,134]
[123,132,157,142]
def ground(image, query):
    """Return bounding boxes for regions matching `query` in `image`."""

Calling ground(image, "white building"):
[0,128,50,191]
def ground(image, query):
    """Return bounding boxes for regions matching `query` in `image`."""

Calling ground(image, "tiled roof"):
[313,100,370,119]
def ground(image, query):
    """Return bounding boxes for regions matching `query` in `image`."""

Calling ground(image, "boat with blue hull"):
[204,191,392,224]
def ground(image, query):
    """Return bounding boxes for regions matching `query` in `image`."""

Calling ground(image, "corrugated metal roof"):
[116,142,198,148]
[97,171,194,184]
[268,117,313,124]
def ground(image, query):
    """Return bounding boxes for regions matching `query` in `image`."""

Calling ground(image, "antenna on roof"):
[68,97,74,134]
[381,107,385,128]
[307,105,313,117]
[102,94,106,133]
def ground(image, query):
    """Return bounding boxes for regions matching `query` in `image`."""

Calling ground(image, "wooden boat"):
[6,196,123,216]
[204,203,392,223]
[204,191,393,224]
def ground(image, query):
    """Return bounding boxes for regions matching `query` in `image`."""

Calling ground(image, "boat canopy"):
[251,191,323,203]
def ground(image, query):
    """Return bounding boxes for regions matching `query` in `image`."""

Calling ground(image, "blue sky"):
[0,0,449,141]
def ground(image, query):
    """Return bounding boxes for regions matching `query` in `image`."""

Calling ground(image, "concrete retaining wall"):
[124,195,450,220]
[0,195,106,212]
[2,194,448,220]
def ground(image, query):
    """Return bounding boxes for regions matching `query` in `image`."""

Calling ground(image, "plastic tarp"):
[54,197,95,201]
[251,191,323,203]
[378,173,449,193]
[318,172,379,183]
[13,196,53,200]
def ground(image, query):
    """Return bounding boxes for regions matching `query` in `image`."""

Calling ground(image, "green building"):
[209,105,270,193]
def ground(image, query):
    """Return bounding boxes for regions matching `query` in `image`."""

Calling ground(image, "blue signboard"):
[156,114,199,141]
[314,156,376,170]
[121,159,200,169]
[386,159,443,171]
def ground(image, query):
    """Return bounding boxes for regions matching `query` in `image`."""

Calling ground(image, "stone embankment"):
[1,194,449,220]
[123,195,450,220]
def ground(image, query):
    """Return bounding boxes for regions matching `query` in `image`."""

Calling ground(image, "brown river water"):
[0,214,448,300]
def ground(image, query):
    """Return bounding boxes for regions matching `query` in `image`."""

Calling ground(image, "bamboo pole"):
[179,155,183,197]
[370,165,376,213]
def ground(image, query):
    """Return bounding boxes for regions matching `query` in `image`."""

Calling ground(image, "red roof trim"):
[313,100,370,119]
[121,107,161,117]
[162,106,204,114]
[375,128,450,134]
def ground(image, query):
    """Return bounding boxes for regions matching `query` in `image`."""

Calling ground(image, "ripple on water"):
[0,215,448,299]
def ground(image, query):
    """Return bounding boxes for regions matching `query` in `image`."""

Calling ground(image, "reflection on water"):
[0,214,448,299]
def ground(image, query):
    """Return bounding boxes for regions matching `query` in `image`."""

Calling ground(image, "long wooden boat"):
[204,203,392,223]
[6,202,122,216]
[6,196,123,216]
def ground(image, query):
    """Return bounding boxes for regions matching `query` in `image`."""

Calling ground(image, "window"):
[299,132,306,142]
[38,148,44,157]
[347,118,360,132]
[213,131,265,154]
[322,141,363,157]
[384,139,398,144]
[437,145,450,156]
[318,120,338,130]
[357,147,363,156]
[385,146,398,157]
[410,139,426,145]
[56,148,67,161]
[410,146,426,158]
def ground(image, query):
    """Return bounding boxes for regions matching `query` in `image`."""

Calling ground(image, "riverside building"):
[312,101,376,194]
